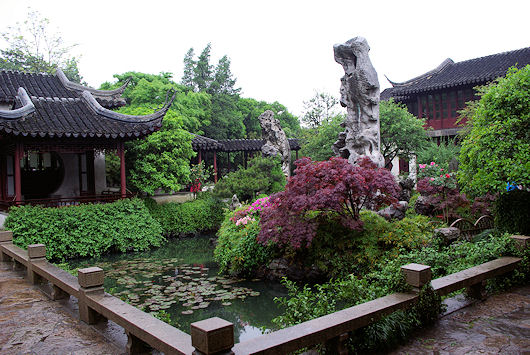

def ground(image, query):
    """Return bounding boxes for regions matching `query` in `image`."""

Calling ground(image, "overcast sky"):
[1,0,529,116]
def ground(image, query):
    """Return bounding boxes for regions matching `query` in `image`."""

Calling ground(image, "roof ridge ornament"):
[81,89,176,123]
[0,87,36,119]
[56,68,131,97]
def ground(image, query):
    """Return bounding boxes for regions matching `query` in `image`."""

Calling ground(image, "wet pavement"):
[389,285,530,354]
[1,258,529,355]
[0,261,122,355]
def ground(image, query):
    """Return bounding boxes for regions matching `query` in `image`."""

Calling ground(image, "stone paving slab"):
[388,285,530,355]
[0,262,123,355]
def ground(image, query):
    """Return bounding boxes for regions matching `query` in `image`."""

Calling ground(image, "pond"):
[66,235,287,342]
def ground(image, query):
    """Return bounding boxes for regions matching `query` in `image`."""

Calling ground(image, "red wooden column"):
[118,142,126,198]
[14,142,23,204]
[213,151,218,184]
[198,150,202,165]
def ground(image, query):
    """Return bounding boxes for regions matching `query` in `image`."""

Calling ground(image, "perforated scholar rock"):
[259,110,291,177]
[332,37,385,168]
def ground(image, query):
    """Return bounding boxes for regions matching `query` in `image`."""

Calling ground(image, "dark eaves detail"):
[0,87,36,119]
[387,58,455,87]
[56,68,131,97]
[82,89,176,123]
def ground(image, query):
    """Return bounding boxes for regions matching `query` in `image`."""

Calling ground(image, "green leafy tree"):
[237,97,301,138]
[299,114,344,161]
[204,94,245,139]
[123,108,194,195]
[301,91,340,128]
[100,71,211,133]
[193,43,214,92]
[458,65,530,196]
[380,99,428,169]
[210,55,241,96]
[181,48,196,89]
[0,9,83,83]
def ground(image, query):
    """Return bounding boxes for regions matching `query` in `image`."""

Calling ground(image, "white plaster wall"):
[94,152,107,194]
[53,153,79,198]
[0,103,11,110]
[391,156,400,176]
[0,212,7,229]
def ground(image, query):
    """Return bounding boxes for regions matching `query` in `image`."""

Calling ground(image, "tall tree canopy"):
[180,43,299,140]
[301,91,340,128]
[379,99,428,168]
[0,9,83,83]
[458,65,530,196]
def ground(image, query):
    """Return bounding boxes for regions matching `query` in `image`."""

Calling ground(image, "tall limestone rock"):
[332,37,385,167]
[259,110,291,178]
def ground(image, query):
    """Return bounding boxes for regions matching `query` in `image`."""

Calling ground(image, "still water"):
[67,235,287,342]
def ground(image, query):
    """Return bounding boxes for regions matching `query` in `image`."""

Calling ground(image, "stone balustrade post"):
[77,267,106,324]
[191,317,234,355]
[27,244,46,284]
[401,263,432,290]
[510,235,530,251]
[0,231,13,262]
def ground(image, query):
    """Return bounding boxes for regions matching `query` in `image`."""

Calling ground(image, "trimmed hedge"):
[5,198,164,262]
[145,195,225,237]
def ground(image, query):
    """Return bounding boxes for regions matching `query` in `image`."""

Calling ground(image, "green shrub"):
[5,198,164,262]
[495,190,530,235]
[213,156,286,202]
[306,212,435,278]
[214,200,275,276]
[146,194,224,237]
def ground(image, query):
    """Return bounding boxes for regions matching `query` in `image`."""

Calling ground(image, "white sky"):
[1,0,529,116]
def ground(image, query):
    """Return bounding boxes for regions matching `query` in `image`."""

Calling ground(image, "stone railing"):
[0,230,528,355]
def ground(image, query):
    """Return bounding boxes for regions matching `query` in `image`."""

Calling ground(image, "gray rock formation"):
[229,194,242,211]
[398,176,415,202]
[434,227,461,245]
[332,37,385,167]
[378,201,408,221]
[259,110,291,177]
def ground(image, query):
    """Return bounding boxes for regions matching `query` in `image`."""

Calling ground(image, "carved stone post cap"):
[401,263,432,288]
[191,317,234,355]
[78,267,104,288]
[510,235,530,250]
[0,230,13,243]
[28,244,46,259]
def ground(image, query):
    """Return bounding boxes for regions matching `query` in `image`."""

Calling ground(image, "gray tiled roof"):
[381,47,530,100]
[0,69,169,139]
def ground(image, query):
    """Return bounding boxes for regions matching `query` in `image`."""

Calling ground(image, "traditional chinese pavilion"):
[381,47,530,143]
[0,69,174,210]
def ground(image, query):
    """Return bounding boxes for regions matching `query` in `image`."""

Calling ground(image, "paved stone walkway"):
[389,285,530,354]
[0,262,122,355]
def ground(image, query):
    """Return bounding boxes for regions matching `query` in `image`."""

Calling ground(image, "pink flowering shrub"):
[417,161,468,222]
[230,196,270,226]
[257,157,400,250]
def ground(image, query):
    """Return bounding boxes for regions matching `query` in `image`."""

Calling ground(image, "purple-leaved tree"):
[258,157,400,249]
